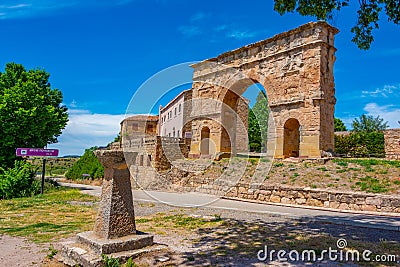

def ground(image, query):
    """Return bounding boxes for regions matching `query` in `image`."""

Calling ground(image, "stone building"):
[159,89,192,138]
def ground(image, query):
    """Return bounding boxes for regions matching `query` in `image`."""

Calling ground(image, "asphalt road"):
[58,181,400,232]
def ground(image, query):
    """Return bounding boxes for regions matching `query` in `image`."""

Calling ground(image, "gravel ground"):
[132,201,400,267]
[3,199,399,266]
[0,235,47,266]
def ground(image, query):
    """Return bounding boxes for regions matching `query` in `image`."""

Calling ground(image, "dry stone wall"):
[225,183,400,213]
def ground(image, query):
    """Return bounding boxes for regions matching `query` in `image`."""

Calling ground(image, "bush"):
[0,161,39,199]
[334,131,385,157]
[65,148,104,180]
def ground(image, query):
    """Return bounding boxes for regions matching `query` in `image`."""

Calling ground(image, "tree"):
[352,114,388,132]
[248,91,269,152]
[273,0,400,50]
[0,63,68,168]
[334,117,347,131]
[248,109,262,152]
[65,147,104,180]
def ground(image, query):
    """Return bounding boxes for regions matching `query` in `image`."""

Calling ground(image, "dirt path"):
[0,235,47,266]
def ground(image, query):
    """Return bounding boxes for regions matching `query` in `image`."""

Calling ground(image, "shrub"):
[0,161,39,199]
[334,131,385,157]
[65,148,104,180]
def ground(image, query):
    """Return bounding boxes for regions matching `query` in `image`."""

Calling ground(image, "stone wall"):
[384,129,400,160]
[225,183,400,213]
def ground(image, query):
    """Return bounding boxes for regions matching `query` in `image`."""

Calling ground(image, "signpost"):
[16,148,59,194]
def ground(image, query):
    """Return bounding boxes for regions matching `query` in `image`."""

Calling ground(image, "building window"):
[131,123,138,131]
[179,104,181,113]
[173,127,175,137]
[147,124,153,132]
[174,107,177,116]
[177,130,180,138]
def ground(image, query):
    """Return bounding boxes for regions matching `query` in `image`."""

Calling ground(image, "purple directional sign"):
[16,148,59,157]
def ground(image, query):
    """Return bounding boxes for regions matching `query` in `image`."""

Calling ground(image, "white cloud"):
[363,103,400,128]
[226,30,257,39]
[190,12,207,22]
[0,0,135,19]
[178,25,201,37]
[361,84,400,98]
[48,110,126,156]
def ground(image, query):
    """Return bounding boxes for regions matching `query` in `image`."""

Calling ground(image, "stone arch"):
[283,118,300,158]
[188,21,338,159]
[219,79,270,155]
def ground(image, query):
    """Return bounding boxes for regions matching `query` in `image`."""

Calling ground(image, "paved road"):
[58,182,400,232]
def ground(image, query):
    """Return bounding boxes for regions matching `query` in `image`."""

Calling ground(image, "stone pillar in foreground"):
[59,149,158,267]
[93,150,136,238]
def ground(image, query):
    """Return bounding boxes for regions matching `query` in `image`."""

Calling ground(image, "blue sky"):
[1,0,399,155]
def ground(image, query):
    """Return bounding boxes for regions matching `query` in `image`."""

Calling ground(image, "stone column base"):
[58,231,164,267]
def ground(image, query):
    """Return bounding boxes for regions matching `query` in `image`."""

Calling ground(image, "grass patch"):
[0,187,98,243]
[333,158,400,168]
[136,213,223,235]
[355,176,391,193]
[273,162,284,167]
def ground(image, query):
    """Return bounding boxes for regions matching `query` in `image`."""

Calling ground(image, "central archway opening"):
[221,80,270,155]
[283,118,300,158]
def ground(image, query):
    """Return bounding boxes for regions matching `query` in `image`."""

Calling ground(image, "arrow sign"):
[16,148,59,157]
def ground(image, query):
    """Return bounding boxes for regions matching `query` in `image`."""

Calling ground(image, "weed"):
[394,180,400,185]
[317,166,328,171]
[187,255,195,261]
[274,162,284,167]
[327,184,334,187]
[102,254,120,267]
[310,184,317,189]
[46,245,58,259]
[260,158,270,163]
[125,257,137,267]
[365,166,375,172]
[336,169,346,173]
[293,173,299,177]
[335,161,349,167]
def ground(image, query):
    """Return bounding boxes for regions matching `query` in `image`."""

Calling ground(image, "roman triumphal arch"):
[188,21,339,159]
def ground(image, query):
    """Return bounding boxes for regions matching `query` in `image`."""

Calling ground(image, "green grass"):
[355,176,391,193]
[0,187,98,243]
[333,158,400,168]
[274,162,284,167]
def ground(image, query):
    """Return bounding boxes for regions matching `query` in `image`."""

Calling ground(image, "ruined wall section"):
[384,129,400,159]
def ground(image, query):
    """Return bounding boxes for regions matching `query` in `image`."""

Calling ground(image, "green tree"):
[248,109,262,152]
[334,117,347,131]
[65,147,104,180]
[0,63,68,168]
[248,91,269,152]
[352,114,388,132]
[273,0,400,50]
